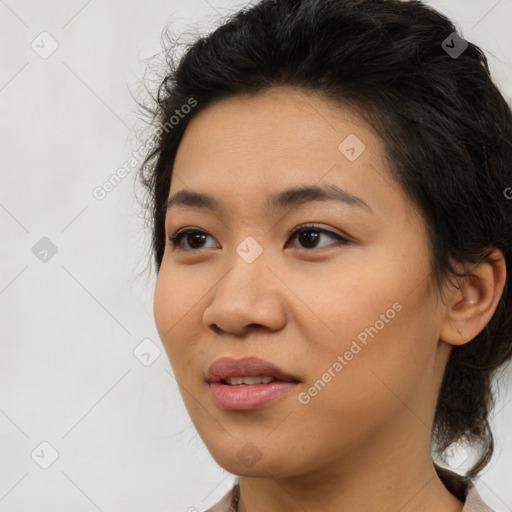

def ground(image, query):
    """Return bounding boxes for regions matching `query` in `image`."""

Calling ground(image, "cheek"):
[153,266,204,373]
[294,248,435,406]
[283,251,408,353]
[153,269,173,344]
[293,302,435,453]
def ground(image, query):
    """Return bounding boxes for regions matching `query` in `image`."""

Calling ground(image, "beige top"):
[204,465,494,512]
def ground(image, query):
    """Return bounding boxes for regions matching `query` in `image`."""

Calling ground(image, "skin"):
[153,86,506,512]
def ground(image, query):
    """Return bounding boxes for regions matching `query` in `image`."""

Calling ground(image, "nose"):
[202,249,288,337]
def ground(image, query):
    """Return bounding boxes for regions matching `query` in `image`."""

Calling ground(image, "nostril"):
[210,324,222,335]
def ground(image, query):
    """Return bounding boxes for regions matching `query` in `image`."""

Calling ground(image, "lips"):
[206,356,300,384]
[206,356,301,411]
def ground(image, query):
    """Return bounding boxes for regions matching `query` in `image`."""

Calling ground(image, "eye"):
[167,227,219,251]
[286,223,350,249]
[167,223,351,251]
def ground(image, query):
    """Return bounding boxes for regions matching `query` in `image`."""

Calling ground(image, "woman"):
[138,0,512,510]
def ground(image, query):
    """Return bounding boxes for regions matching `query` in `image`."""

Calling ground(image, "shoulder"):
[203,480,240,512]
[463,485,495,512]
[434,464,495,512]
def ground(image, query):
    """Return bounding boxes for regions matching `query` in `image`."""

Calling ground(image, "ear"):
[439,248,507,346]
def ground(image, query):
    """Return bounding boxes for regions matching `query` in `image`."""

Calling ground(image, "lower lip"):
[209,381,298,411]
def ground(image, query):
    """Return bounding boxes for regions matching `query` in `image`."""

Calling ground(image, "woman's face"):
[154,86,452,477]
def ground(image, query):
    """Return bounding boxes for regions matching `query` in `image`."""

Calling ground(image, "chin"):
[206,443,301,478]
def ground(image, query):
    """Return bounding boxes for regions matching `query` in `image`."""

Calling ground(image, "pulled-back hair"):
[137,0,512,479]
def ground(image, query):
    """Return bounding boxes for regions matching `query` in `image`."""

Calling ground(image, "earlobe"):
[439,248,507,347]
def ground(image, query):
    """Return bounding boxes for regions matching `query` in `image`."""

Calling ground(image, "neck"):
[237,418,465,512]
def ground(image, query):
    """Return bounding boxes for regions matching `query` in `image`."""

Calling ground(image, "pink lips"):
[206,356,300,411]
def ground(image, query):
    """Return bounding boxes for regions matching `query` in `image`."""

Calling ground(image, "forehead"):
[176,86,378,158]
[168,86,406,220]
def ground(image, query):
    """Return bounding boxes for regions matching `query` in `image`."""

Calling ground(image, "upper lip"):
[206,356,300,383]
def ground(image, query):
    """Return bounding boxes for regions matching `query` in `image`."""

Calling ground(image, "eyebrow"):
[166,184,373,215]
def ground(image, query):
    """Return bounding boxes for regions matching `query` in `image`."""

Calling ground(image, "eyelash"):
[167,223,351,251]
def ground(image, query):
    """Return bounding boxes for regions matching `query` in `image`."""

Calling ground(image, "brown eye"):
[167,224,350,252]
[168,228,219,250]
[287,224,350,250]
[297,229,321,248]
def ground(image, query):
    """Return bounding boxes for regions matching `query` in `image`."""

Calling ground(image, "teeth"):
[224,376,275,385]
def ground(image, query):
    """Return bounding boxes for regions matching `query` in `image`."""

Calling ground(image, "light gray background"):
[1,1,511,511]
